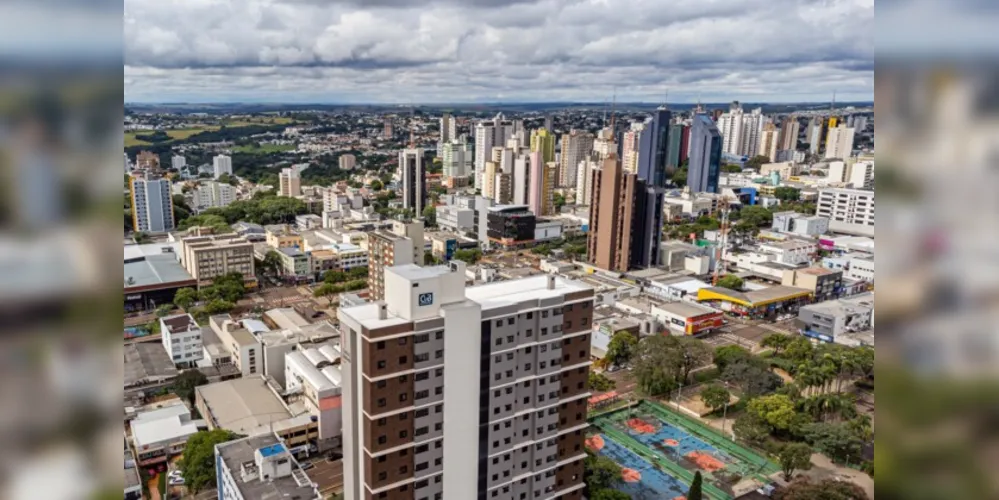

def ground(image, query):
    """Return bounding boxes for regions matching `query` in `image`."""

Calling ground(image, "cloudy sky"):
[124,0,874,104]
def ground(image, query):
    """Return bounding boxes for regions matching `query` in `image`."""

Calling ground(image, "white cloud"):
[123,0,874,102]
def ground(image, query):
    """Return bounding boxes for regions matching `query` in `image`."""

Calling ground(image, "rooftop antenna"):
[609,87,618,131]
[408,104,415,148]
[695,92,703,115]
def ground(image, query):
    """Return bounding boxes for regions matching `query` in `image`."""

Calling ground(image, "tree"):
[748,394,798,431]
[778,443,814,481]
[589,372,617,392]
[180,429,240,492]
[800,422,864,465]
[687,471,703,500]
[422,205,437,227]
[314,282,341,307]
[605,331,638,367]
[632,335,682,397]
[590,490,631,500]
[324,270,348,284]
[785,337,816,363]
[133,232,151,244]
[722,358,783,398]
[746,155,771,170]
[762,333,793,356]
[262,250,284,277]
[717,274,744,290]
[369,179,384,191]
[583,451,622,494]
[217,173,239,186]
[722,164,743,173]
[676,336,713,383]
[554,193,566,211]
[172,369,209,405]
[700,384,731,413]
[714,345,751,371]
[173,287,198,311]
[735,205,773,227]
[775,186,802,202]
[155,304,174,318]
[733,412,770,446]
[203,298,236,315]
[774,478,868,500]
[453,248,483,264]
[348,266,369,279]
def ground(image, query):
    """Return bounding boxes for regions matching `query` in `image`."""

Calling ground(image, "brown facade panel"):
[557,429,586,460]
[559,366,589,400]
[364,411,416,454]
[556,488,584,500]
[554,458,585,494]
[364,484,416,500]
[363,321,416,340]
[363,374,416,417]
[560,300,593,335]
[362,334,415,379]
[561,334,591,366]
[364,448,416,491]
[558,398,588,429]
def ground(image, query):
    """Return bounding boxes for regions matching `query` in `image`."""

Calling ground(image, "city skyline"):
[124,0,874,103]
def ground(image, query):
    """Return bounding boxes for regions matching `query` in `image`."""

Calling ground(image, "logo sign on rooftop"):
[419,292,434,307]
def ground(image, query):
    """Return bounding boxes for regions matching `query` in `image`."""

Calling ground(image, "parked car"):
[300,462,314,471]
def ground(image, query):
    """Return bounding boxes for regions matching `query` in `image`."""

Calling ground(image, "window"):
[542,311,549,318]
[377,398,386,407]
[377,455,387,463]
[435,331,444,340]
[495,338,502,346]
[541,328,548,336]
[400,430,408,439]
[416,408,429,418]
[527,312,533,319]
[416,390,429,399]
[378,471,387,481]
[377,380,387,389]
[436,368,444,377]
[400,413,408,421]
[525,329,533,337]
[416,372,429,381]
[400,393,408,402]
[415,334,430,343]
[399,375,408,383]
[507,335,514,343]
[377,341,386,350]
[398,337,408,345]
[435,386,443,395]
[400,356,408,364]
[378,435,387,444]
[506,352,514,361]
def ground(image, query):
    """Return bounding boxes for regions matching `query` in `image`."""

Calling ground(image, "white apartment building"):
[442,140,473,180]
[717,102,766,157]
[759,124,780,162]
[828,160,874,189]
[129,174,175,233]
[559,130,594,187]
[824,125,856,160]
[213,155,233,179]
[816,187,875,237]
[772,211,830,237]
[339,154,356,171]
[437,204,476,233]
[280,167,302,197]
[180,235,256,285]
[437,113,457,157]
[337,263,593,500]
[160,313,204,368]
[759,240,815,266]
[285,344,343,444]
[195,181,236,211]
[474,114,514,189]
[171,155,187,171]
[207,315,262,377]
[574,157,599,206]
[846,255,875,282]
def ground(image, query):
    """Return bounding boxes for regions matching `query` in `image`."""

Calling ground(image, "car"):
[300,462,314,471]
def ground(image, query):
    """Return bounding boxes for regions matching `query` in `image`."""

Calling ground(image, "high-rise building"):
[665,123,689,169]
[527,151,545,217]
[852,115,869,133]
[621,124,643,174]
[195,181,236,210]
[688,114,722,194]
[129,173,175,233]
[574,156,600,206]
[336,263,594,500]
[171,155,186,171]
[400,148,426,215]
[807,117,824,155]
[383,119,393,139]
[758,122,780,162]
[716,102,765,157]
[437,113,457,157]
[530,128,556,165]
[279,167,301,197]
[213,155,232,179]
[474,114,514,190]
[824,125,856,160]
[716,102,745,156]
[513,153,531,206]
[483,161,499,202]
[593,128,617,159]
[588,156,640,272]
[559,130,594,187]
[339,154,356,171]
[630,107,672,269]
[778,116,800,152]
[442,140,472,180]
[828,161,873,189]
[367,229,416,301]
[541,163,557,216]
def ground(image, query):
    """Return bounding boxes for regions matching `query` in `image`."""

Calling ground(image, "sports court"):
[588,401,779,500]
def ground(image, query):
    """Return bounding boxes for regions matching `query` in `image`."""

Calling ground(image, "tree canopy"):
[173,369,209,406]
[774,478,868,500]
[180,429,240,492]
[778,443,814,481]
[717,274,744,291]
[700,384,732,412]
[605,331,638,367]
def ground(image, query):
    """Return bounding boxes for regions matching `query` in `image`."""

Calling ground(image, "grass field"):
[124,118,293,148]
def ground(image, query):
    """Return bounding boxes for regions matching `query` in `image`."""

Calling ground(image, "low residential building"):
[846,254,875,283]
[125,440,141,500]
[535,218,563,242]
[782,267,844,301]
[124,242,196,313]
[206,315,262,377]
[265,225,304,249]
[195,375,318,454]
[256,317,338,387]
[816,187,875,237]
[160,313,203,368]
[652,301,725,336]
[644,276,713,302]
[759,240,814,266]
[131,401,206,467]
[194,181,236,211]
[295,214,323,231]
[284,344,343,448]
[179,235,256,287]
[437,204,476,233]
[487,204,536,249]
[277,247,312,280]
[771,211,829,237]
[232,222,266,241]
[797,293,874,345]
[215,434,321,500]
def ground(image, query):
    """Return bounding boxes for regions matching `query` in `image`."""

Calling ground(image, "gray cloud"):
[124,0,874,102]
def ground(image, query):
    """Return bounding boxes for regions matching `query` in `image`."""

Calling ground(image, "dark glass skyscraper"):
[630,107,671,269]
[688,114,722,194]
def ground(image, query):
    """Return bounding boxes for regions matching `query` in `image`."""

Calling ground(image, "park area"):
[588,401,778,500]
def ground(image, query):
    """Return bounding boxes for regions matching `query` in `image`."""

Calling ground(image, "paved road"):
[306,456,344,495]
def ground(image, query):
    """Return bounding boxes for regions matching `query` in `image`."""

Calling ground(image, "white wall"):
[440,301,483,500]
